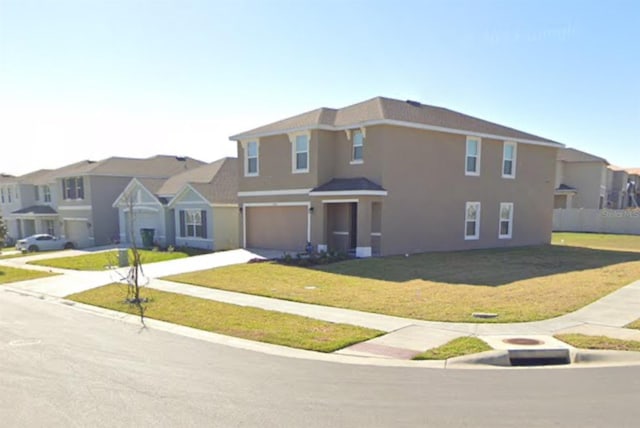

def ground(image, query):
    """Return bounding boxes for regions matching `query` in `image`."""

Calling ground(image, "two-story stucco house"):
[554,148,609,209]
[3,155,205,248]
[230,96,563,257]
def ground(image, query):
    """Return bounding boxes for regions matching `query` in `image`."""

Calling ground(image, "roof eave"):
[229,119,563,148]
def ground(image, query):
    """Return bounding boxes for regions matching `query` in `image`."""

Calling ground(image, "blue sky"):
[1,0,638,175]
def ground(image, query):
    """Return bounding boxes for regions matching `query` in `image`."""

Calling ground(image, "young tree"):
[112,192,149,326]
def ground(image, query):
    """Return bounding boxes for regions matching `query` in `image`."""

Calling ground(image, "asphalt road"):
[2,289,640,428]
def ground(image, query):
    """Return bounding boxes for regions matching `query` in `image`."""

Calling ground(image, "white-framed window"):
[7,186,12,203]
[45,220,55,235]
[43,185,51,203]
[465,137,481,176]
[34,186,40,201]
[179,209,207,238]
[352,130,364,163]
[1,187,4,203]
[499,202,514,239]
[245,141,259,176]
[62,177,84,200]
[293,135,309,173]
[464,201,481,240]
[502,142,517,179]
[15,186,19,200]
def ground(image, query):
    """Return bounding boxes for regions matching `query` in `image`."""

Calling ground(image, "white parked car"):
[15,234,75,253]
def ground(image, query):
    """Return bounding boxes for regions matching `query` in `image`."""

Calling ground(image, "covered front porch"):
[9,205,59,238]
[309,178,386,258]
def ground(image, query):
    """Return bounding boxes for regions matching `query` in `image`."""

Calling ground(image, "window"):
[62,177,84,200]
[34,186,40,201]
[499,203,514,239]
[246,141,259,176]
[179,209,207,239]
[465,202,481,240]
[45,220,55,235]
[502,142,517,178]
[352,130,364,163]
[1,188,4,203]
[293,135,309,172]
[465,137,481,176]
[43,185,51,203]
[15,186,19,200]
[7,186,12,203]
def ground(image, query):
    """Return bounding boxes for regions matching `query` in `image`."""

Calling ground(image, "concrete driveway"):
[0,248,271,297]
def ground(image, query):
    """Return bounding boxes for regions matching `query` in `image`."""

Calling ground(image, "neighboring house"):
[230,96,562,257]
[607,165,630,209]
[3,155,205,248]
[625,168,640,208]
[113,157,239,250]
[0,169,57,241]
[554,148,609,209]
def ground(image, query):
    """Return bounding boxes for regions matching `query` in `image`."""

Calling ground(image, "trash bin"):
[140,228,155,248]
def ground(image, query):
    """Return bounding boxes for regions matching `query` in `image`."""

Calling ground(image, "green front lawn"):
[413,337,492,360]
[552,232,640,252]
[555,334,640,352]
[165,244,640,323]
[67,284,383,352]
[29,249,189,271]
[0,266,56,284]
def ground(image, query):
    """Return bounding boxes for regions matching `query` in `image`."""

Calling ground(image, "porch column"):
[356,199,372,257]
[310,199,327,252]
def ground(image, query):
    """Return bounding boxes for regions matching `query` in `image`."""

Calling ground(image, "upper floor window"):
[293,135,309,173]
[499,202,514,239]
[63,177,84,200]
[352,130,364,163]
[464,201,481,240]
[245,141,259,176]
[7,186,12,203]
[465,137,481,176]
[43,185,51,203]
[0,187,4,203]
[502,142,517,178]
[34,186,40,201]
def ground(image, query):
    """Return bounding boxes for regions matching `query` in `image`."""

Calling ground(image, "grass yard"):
[552,232,640,252]
[68,284,383,352]
[626,319,640,330]
[413,337,492,360]
[165,244,640,323]
[0,265,56,284]
[29,249,189,271]
[555,334,640,352]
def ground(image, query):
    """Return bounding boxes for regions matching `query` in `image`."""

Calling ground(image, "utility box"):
[118,248,129,267]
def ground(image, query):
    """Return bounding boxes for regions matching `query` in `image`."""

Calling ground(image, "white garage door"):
[65,220,90,248]
[245,206,307,252]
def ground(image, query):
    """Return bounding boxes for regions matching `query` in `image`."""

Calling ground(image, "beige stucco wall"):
[373,125,557,255]
[562,162,607,209]
[212,206,240,250]
[236,124,558,256]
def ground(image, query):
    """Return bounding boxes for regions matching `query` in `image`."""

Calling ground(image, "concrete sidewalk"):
[3,248,640,361]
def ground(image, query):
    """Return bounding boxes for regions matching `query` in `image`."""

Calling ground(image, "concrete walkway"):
[2,247,640,360]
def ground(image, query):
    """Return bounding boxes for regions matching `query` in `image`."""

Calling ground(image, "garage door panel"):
[246,206,307,251]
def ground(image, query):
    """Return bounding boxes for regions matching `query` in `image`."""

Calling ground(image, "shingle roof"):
[557,148,608,164]
[50,155,206,179]
[626,168,640,175]
[556,184,577,191]
[230,96,560,145]
[311,177,386,193]
[11,205,58,215]
[170,158,238,204]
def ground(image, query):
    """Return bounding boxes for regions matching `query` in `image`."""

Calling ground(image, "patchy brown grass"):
[165,245,640,323]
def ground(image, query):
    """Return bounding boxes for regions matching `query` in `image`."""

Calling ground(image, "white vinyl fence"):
[553,209,640,235]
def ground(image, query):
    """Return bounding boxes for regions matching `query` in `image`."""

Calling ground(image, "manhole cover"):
[503,338,544,346]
